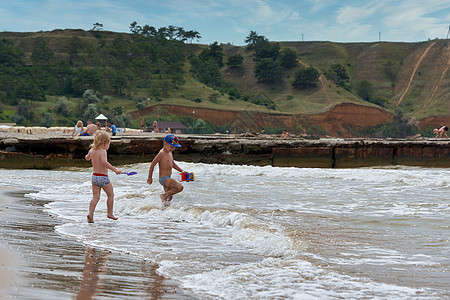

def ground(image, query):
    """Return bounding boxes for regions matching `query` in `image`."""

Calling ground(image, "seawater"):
[1,163,449,299]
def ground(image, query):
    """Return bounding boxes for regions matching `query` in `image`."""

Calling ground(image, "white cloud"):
[379,0,450,40]
[308,0,337,13]
[335,1,384,25]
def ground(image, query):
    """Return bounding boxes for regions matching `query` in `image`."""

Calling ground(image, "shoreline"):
[0,185,197,299]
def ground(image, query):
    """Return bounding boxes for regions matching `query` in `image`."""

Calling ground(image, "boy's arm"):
[100,150,121,174]
[147,152,162,184]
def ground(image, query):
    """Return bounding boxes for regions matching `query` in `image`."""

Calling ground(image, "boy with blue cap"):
[147,134,185,207]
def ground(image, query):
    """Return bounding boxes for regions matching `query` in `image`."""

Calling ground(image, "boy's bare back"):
[86,148,109,174]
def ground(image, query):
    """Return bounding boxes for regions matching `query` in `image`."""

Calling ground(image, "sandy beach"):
[0,186,196,299]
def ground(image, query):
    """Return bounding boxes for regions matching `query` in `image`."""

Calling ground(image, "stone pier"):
[1,133,450,169]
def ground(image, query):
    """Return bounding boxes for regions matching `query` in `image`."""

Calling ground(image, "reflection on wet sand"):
[1,186,195,299]
[77,247,109,299]
[77,246,185,299]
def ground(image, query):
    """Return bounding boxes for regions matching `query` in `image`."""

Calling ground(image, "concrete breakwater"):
[1,133,450,169]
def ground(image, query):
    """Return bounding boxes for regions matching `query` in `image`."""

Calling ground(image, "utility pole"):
[379,32,381,42]
[192,111,195,133]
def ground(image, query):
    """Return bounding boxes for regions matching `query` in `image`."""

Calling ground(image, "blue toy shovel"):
[122,171,137,176]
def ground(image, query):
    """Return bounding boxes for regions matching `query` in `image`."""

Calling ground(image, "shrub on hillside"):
[291,67,320,89]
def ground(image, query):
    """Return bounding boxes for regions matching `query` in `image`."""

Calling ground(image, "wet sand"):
[0,186,197,299]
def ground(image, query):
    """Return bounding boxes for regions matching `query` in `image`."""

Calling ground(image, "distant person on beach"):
[85,131,121,223]
[140,118,145,130]
[280,130,289,138]
[147,134,184,207]
[110,122,117,136]
[71,120,83,137]
[153,121,159,133]
[433,126,448,139]
[78,120,98,136]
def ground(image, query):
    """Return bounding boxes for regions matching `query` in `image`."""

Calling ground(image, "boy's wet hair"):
[91,130,110,150]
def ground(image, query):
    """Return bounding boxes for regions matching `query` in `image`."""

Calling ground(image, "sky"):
[1,0,449,45]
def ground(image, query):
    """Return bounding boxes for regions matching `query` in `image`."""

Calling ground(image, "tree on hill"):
[31,37,54,67]
[245,31,261,50]
[91,23,103,31]
[129,21,200,43]
[69,36,82,68]
[380,107,418,138]
[183,30,201,43]
[71,67,101,97]
[190,56,222,87]
[55,97,71,117]
[226,54,244,68]
[40,112,55,127]
[356,80,374,101]
[254,58,283,83]
[280,48,298,69]
[0,39,24,68]
[291,67,320,89]
[199,41,224,67]
[253,37,280,61]
[83,89,100,106]
[326,63,350,90]
[83,103,99,122]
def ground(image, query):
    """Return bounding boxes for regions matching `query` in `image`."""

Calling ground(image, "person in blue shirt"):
[110,122,117,136]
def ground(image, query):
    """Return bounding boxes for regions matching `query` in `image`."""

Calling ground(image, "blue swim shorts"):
[159,176,170,187]
[92,174,111,187]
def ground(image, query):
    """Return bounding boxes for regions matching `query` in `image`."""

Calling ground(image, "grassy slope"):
[278,40,450,120]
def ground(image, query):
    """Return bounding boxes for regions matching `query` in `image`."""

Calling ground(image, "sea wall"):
[1,133,450,169]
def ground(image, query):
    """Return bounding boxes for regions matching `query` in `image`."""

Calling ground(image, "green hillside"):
[1,28,449,135]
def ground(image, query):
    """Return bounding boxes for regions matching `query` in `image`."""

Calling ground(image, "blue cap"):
[164,134,181,147]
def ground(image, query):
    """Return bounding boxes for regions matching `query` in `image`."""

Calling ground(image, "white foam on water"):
[177,257,423,300]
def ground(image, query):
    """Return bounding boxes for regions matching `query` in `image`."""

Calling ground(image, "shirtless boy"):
[78,120,98,136]
[85,130,121,223]
[433,126,449,139]
[147,134,184,207]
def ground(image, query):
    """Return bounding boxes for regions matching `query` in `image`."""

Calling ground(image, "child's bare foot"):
[160,194,171,207]
[87,214,94,223]
[107,215,118,220]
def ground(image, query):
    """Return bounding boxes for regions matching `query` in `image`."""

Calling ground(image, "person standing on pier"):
[110,122,117,136]
[153,120,159,133]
